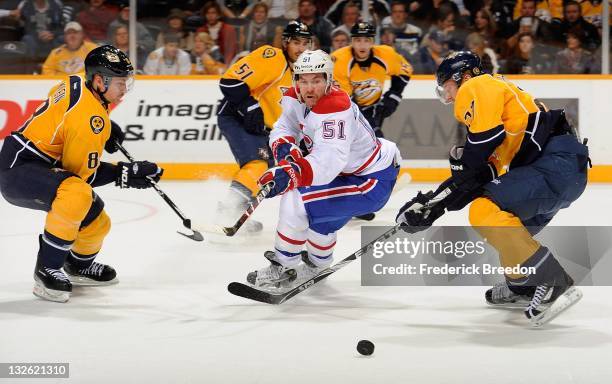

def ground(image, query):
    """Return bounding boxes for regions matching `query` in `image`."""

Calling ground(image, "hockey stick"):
[228,185,454,304]
[195,183,272,237]
[115,142,204,242]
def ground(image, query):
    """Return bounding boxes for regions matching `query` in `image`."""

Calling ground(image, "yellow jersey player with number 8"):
[216,20,313,233]
[0,45,164,303]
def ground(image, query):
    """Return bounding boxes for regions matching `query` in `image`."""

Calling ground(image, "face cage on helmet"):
[435,71,463,105]
[283,36,314,49]
[92,72,135,104]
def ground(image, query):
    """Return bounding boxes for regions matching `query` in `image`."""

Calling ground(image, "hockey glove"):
[116,161,164,189]
[257,160,301,198]
[446,146,497,210]
[237,97,267,136]
[378,91,402,118]
[395,191,445,233]
[104,120,125,154]
[271,136,303,164]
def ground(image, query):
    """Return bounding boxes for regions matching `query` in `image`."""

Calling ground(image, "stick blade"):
[227,282,282,304]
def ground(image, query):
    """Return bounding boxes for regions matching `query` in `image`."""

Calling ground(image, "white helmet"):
[292,49,334,96]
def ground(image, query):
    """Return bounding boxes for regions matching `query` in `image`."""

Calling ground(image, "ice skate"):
[33,264,72,303]
[485,282,532,309]
[216,184,263,235]
[294,252,330,283]
[524,272,582,328]
[246,251,297,289]
[64,261,118,286]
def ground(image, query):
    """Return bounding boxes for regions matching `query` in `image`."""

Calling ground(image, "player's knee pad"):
[234,160,268,196]
[45,177,93,241]
[72,210,111,257]
[278,190,308,232]
[469,197,502,227]
[81,193,105,228]
[306,229,336,267]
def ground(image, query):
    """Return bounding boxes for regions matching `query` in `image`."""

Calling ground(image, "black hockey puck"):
[357,340,375,356]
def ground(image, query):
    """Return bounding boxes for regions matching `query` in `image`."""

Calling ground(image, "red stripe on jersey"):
[285,87,299,99]
[307,239,336,251]
[311,89,351,114]
[277,231,306,245]
[342,140,382,176]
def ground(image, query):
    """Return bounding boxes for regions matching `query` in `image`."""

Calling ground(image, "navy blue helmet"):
[435,51,482,87]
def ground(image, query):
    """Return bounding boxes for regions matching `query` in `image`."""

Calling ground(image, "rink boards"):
[0,74,611,182]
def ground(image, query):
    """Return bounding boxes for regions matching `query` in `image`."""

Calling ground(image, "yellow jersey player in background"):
[396,51,588,327]
[331,21,413,138]
[0,46,163,303]
[216,20,313,233]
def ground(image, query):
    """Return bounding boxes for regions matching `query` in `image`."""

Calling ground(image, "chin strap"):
[86,78,110,108]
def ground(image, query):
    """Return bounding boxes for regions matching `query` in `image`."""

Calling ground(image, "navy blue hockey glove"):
[449,145,497,193]
[237,97,267,136]
[378,91,401,118]
[395,191,445,233]
[271,136,303,163]
[257,160,303,198]
[116,161,164,189]
[104,120,125,154]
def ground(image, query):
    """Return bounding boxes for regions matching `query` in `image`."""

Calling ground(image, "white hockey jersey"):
[270,87,401,186]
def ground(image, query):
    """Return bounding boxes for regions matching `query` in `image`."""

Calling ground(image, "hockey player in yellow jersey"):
[331,21,413,138]
[216,20,313,233]
[396,51,588,327]
[0,45,163,303]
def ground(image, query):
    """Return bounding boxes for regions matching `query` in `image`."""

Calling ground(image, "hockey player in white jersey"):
[247,50,401,289]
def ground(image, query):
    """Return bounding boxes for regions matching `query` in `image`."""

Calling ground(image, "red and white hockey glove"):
[271,136,303,164]
[258,159,311,198]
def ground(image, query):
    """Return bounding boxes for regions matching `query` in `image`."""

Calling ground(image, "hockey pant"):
[274,164,398,268]
[0,135,110,269]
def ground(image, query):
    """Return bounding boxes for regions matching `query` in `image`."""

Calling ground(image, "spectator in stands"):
[296,0,334,53]
[381,1,423,56]
[143,32,191,75]
[239,2,282,51]
[330,1,360,36]
[503,0,555,57]
[409,29,448,74]
[0,5,20,19]
[156,8,195,51]
[504,32,552,73]
[325,0,390,27]
[20,0,64,60]
[108,5,155,55]
[218,0,256,19]
[410,0,459,30]
[553,1,600,52]
[553,27,596,73]
[330,28,349,51]
[197,1,238,65]
[579,0,605,28]
[190,31,226,74]
[465,32,499,73]
[471,8,499,50]
[423,2,465,51]
[112,25,147,72]
[512,0,560,22]
[77,0,118,44]
[261,0,299,21]
[42,21,97,75]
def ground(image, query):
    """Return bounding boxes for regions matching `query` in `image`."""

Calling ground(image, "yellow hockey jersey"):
[331,45,413,107]
[42,41,99,76]
[221,45,292,128]
[454,74,539,175]
[20,75,110,180]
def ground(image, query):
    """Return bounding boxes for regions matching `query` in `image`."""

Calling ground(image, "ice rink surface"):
[1,180,611,384]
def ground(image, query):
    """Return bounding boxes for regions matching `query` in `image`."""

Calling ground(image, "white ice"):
[1,181,611,384]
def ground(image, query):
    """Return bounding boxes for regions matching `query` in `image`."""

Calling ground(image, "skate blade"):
[486,301,529,310]
[33,279,70,303]
[67,276,119,287]
[529,287,583,328]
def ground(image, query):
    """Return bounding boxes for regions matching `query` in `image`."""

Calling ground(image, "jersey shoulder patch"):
[311,88,351,114]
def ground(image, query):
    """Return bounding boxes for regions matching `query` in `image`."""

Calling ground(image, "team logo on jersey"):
[263,48,276,59]
[351,79,382,105]
[90,116,105,134]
